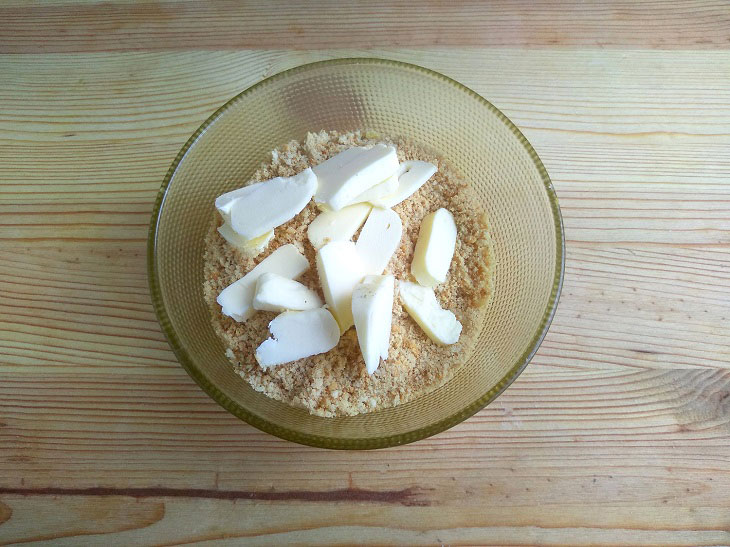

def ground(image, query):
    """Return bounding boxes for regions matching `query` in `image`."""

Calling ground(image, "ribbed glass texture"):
[148,59,564,449]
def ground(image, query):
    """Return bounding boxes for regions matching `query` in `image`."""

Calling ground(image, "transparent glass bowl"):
[148,58,564,449]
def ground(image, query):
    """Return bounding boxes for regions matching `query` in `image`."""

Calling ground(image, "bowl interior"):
[149,59,563,449]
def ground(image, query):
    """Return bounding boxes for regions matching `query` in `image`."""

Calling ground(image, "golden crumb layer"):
[203,130,493,417]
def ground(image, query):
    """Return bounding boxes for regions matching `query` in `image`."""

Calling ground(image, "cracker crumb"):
[203,130,494,417]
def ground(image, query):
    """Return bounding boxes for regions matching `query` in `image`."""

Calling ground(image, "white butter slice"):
[217,223,274,257]
[307,203,371,250]
[343,173,399,207]
[370,160,437,208]
[255,308,340,368]
[253,272,322,312]
[313,144,399,211]
[355,207,403,275]
[316,241,367,333]
[411,208,457,287]
[399,281,462,345]
[217,244,309,322]
[215,182,264,225]
[352,275,395,375]
[230,168,317,239]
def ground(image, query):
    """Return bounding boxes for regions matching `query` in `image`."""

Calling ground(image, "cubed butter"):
[307,203,371,250]
[399,281,462,345]
[370,160,437,208]
[217,223,274,257]
[313,144,399,211]
[316,241,367,333]
[352,275,395,375]
[255,308,340,368]
[230,168,317,239]
[411,208,457,287]
[253,272,322,312]
[355,207,402,275]
[216,244,309,322]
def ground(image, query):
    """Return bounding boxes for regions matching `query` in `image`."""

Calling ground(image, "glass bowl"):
[148,58,564,449]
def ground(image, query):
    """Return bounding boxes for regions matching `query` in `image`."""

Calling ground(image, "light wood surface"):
[1,3,729,545]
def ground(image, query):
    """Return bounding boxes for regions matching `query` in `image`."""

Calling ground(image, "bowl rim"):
[148,57,565,450]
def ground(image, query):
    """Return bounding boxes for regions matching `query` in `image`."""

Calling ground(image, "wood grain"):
[1,0,730,53]
[1,20,730,547]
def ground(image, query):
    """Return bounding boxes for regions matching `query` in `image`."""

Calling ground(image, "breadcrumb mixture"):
[203,130,493,417]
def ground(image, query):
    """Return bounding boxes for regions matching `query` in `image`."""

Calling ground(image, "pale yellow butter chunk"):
[411,208,457,287]
[399,281,462,346]
[352,274,395,375]
[343,173,399,207]
[217,223,273,257]
[370,160,437,208]
[215,182,264,225]
[316,241,367,333]
[216,244,309,322]
[313,144,399,211]
[255,308,340,368]
[229,168,317,239]
[307,203,371,250]
[355,207,403,275]
[253,272,322,312]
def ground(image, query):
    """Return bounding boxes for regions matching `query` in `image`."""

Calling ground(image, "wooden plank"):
[1,364,729,543]
[0,367,728,542]
[0,242,728,374]
[1,0,729,53]
[1,46,729,544]
[2,49,730,204]
[1,498,729,546]
[2,367,730,476]
[1,48,729,374]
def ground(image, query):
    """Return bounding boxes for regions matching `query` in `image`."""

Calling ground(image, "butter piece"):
[411,208,457,287]
[399,281,462,345]
[307,203,371,250]
[355,207,402,275]
[217,244,309,322]
[370,160,437,208]
[253,272,322,312]
[255,308,340,368]
[352,275,395,375]
[215,182,263,225]
[343,173,399,207]
[313,144,399,211]
[316,241,367,333]
[217,223,273,257]
[230,168,317,239]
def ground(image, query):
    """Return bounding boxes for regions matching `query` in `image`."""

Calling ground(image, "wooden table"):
[2,3,729,545]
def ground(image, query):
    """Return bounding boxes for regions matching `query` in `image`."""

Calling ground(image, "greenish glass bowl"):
[148,58,564,449]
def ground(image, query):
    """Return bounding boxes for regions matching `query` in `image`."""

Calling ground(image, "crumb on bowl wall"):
[202,130,494,417]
